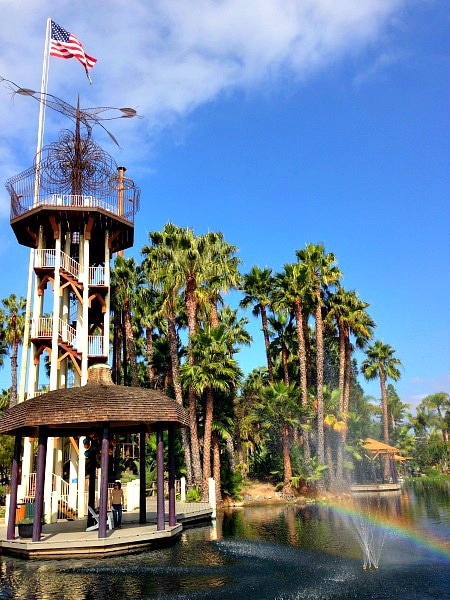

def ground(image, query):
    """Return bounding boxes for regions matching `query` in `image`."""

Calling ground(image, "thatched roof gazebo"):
[0,365,189,543]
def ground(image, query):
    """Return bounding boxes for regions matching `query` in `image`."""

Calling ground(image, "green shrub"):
[186,486,202,502]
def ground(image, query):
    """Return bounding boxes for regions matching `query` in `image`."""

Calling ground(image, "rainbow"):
[323,498,450,562]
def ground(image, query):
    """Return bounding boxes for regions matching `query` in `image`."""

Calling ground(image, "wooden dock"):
[350,483,402,493]
[0,499,213,559]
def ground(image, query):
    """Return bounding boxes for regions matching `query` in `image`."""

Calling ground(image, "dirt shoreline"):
[222,480,350,507]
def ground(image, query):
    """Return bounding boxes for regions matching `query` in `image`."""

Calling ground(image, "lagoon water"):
[0,480,449,599]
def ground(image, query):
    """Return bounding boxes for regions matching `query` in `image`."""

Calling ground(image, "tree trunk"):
[281,345,289,386]
[113,310,123,384]
[226,436,236,474]
[294,300,311,464]
[124,304,139,387]
[167,316,193,486]
[9,339,18,407]
[145,326,155,387]
[325,430,336,490]
[202,388,214,499]
[212,431,222,505]
[315,303,325,467]
[210,301,219,327]
[379,371,391,481]
[282,425,292,489]
[335,324,346,485]
[260,306,274,383]
[185,274,203,487]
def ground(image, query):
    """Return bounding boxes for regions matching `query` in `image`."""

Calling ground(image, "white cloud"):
[0,0,408,199]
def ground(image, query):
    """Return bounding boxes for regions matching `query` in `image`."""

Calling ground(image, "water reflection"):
[0,482,449,599]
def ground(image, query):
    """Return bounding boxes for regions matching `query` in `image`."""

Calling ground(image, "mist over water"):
[0,481,449,599]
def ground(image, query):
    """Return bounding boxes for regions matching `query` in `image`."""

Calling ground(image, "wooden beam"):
[34,344,52,365]
[69,437,79,456]
[38,275,54,296]
[84,216,95,240]
[49,215,59,239]
[26,227,39,247]
[108,229,120,249]
[60,280,83,304]
[89,292,106,313]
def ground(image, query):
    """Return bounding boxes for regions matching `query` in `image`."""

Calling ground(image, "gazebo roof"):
[0,366,189,437]
[362,437,399,453]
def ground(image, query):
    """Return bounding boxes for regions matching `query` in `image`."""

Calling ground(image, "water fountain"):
[350,499,387,569]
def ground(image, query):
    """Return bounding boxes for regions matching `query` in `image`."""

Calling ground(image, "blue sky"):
[0,1,448,408]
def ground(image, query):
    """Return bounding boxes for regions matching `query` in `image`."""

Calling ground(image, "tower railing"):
[89,265,105,286]
[10,192,138,224]
[35,249,105,286]
[32,317,77,349]
[88,335,105,356]
[35,248,56,269]
[60,251,80,279]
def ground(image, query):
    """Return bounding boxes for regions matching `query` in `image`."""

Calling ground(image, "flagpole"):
[18,17,52,404]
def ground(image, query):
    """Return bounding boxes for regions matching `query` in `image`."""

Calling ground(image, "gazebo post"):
[98,424,110,538]
[139,424,147,524]
[87,451,97,528]
[156,426,165,531]
[168,425,176,527]
[6,434,22,540]
[33,426,48,542]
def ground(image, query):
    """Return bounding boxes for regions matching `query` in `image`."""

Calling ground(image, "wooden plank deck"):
[0,499,213,559]
[350,483,402,493]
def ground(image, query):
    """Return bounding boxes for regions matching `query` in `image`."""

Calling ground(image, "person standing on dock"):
[110,482,124,528]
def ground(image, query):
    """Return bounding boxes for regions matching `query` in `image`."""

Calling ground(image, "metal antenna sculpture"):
[1,76,141,147]
[4,76,141,215]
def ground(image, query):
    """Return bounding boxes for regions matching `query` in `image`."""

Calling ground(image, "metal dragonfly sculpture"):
[1,76,141,147]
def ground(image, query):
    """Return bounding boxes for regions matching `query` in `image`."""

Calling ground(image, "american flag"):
[50,21,97,72]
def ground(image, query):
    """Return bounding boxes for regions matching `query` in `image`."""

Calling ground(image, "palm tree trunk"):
[281,345,289,386]
[124,305,139,387]
[260,306,274,383]
[282,425,292,489]
[315,303,325,468]
[379,371,391,481]
[212,431,222,505]
[10,338,18,407]
[210,301,219,327]
[113,310,123,384]
[202,388,214,499]
[325,430,336,490]
[145,326,155,387]
[294,300,311,463]
[185,275,203,487]
[167,316,193,486]
[336,325,346,484]
[226,436,235,473]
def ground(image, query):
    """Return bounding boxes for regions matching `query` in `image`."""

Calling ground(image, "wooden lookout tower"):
[5,112,140,521]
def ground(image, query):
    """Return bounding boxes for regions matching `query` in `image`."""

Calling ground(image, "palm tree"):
[267,312,295,386]
[235,367,269,474]
[219,306,252,353]
[134,285,162,388]
[418,392,449,444]
[110,257,143,386]
[257,381,299,491]
[361,340,402,476]
[296,244,342,473]
[1,294,26,407]
[272,263,313,463]
[326,287,375,483]
[180,324,241,498]
[240,266,275,382]
[199,234,241,327]
[142,234,194,484]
